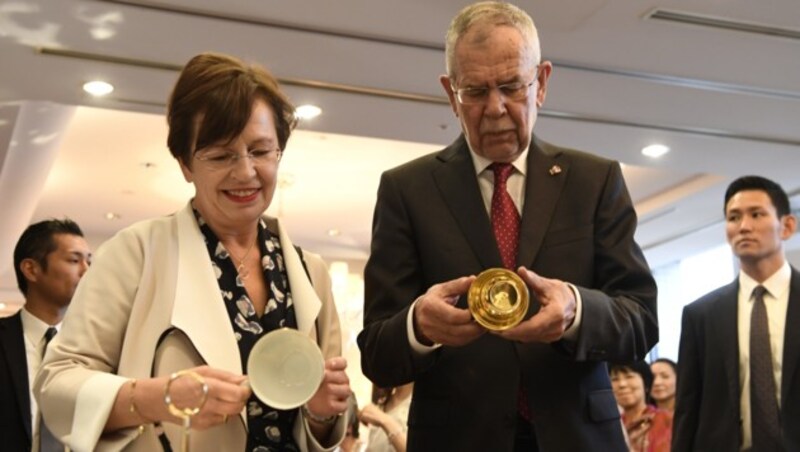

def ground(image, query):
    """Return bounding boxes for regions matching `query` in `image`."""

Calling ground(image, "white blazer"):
[35,203,345,451]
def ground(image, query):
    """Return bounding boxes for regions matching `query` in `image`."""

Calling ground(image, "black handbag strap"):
[151,327,178,452]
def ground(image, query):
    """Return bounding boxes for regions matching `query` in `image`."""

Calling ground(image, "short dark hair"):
[653,357,677,375]
[166,52,297,166]
[609,360,655,404]
[724,175,791,217]
[13,219,84,295]
[371,384,392,405]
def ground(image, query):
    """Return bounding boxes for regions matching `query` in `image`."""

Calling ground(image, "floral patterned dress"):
[195,208,300,452]
[622,404,673,452]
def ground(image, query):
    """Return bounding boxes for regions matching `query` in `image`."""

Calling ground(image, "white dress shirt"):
[20,308,61,446]
[737,261,790,451]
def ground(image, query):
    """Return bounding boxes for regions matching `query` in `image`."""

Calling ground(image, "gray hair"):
[444,1,541,78]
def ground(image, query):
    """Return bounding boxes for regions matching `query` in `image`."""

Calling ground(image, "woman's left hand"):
[305,357,350,419]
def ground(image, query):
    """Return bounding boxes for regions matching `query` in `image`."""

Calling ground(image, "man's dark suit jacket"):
[673,267,800,451]
[357,135,658,452]
[0,311,32,451]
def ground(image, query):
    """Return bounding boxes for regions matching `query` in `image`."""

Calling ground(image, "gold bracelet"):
[164,370,208,420]
[128,379,146,434]
[129,379,140,416]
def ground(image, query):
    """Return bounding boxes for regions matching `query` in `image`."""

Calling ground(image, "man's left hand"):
[495,267,576,343]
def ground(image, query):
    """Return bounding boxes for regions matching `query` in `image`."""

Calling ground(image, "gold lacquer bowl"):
[468,268,529,331]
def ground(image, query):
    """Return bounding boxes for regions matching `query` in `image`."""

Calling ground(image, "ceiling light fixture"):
[105,212,121,220]
[327,228,341,237]
[83,80,114,96]
[295,104,322,120]
[641,144,670,158]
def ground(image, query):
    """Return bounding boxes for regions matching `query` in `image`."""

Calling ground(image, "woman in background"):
[337,393,365,452]
[35,52,349,452]
[359,383,412,452]
[650,358,677,413]
[610,361,672,452]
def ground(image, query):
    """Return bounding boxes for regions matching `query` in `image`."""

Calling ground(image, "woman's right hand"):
[358,404,388,427]
[626,414,653,452]
[359,404,407,451]
[164,365,251,430]
[108,365,251,432]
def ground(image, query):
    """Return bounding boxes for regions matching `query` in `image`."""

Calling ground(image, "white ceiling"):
[1,0,800,305]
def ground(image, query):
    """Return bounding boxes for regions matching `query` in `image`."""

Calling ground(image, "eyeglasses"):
[194,148,282,170]
[453,80,536,105]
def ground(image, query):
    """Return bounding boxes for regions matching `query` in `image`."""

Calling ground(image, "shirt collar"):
[20,307,59,344]
[469,147,529,176]
[739,260,791,301]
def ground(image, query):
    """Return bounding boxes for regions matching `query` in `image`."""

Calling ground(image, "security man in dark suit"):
[0,219,90,451]
[674,175,800,451]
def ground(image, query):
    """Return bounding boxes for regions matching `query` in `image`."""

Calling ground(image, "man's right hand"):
[412,276,484,347]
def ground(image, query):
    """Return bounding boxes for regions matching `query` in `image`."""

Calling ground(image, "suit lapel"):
[781,268,800,406]
[517,137,568,268]
[264,217,321,338]
[171,204,242,375]
[713,281,742,408]
[432,135,500,269]
[168,206,323,375]
[0,313,32,441]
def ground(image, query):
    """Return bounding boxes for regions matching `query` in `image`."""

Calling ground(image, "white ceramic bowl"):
[246,328,325,410]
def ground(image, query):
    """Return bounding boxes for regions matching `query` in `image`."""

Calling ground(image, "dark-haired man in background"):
[0,219,90,451]
[674,175,800,451]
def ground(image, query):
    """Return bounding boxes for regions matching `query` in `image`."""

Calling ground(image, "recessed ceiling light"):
[295,104,322,120]
[90,26,116,41]
[327,228,341,237]
[83,80,114,97]
[105,212,121,220]
[641,144,670,158]
[0,302,6,310]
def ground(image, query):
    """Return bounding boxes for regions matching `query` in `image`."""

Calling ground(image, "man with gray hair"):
[358,2,657,451]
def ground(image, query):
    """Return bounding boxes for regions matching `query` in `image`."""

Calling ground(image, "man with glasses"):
[358,2,657,451]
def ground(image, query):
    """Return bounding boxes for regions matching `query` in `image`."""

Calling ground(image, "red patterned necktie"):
[490,162,519,270]
[490,163,530,422]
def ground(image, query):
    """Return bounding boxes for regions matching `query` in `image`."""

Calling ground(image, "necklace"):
[232,239,257,280]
